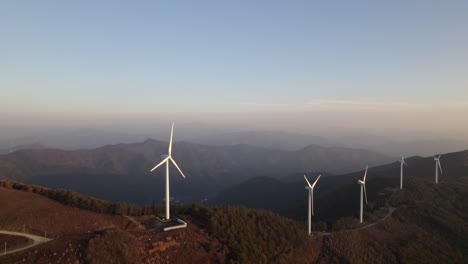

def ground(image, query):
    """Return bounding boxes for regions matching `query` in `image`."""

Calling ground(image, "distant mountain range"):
[2,128,467,156]
[0,139,393,205]
[192,131,468,157]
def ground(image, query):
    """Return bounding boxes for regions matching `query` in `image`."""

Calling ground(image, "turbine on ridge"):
[150,122,186,221]
[304,175,320,236]
[399,156,408,190]
[433,154,443,184]
[357,166,368,224]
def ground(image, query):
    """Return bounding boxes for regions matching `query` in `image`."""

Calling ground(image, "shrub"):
[85,229,141,264]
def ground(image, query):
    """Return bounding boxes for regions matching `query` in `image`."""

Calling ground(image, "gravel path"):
[0,230,54,256]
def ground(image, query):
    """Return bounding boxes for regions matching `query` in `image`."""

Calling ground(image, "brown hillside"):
[0,186,226,264]
[0,187,131,236]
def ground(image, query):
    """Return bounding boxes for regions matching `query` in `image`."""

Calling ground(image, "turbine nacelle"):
[399,156,408,166]
[357,165,368,185]
[357,166,368,205]
[150,123,186,178]
[304,175,321,190]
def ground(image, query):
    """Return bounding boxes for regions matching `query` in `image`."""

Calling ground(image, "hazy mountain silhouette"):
[190,130,337,150]
[3,128,466,157]
[375,139,468,157]
[0,140,393,204]
[0,143,46,155]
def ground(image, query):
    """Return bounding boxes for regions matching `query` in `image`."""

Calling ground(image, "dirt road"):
[312,207,397,237]
[0,230,53,256]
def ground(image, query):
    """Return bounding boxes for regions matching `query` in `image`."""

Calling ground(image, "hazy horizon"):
[2,1,468,149]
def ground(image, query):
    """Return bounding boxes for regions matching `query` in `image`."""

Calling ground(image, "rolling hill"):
[0,173,466,263]
[211,149,468,221]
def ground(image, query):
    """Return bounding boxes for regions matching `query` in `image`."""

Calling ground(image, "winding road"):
[0,230,53,256]
[312,207,397,237]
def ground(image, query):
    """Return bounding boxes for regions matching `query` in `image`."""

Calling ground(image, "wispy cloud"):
[227,100,468,112]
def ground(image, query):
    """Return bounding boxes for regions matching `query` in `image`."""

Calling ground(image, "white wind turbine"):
[434,154,443,184]
[304,175,320,236]
[150,122,186,221]
[399,156,408,190]
[357,166,368,224]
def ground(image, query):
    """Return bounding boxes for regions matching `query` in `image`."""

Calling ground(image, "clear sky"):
[1,1,468,141]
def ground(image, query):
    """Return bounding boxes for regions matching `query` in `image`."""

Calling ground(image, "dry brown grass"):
[0,234,32,251]
[0,187,132,236]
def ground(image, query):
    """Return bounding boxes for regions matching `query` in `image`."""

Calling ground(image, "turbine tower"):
[304,175,321,236]
[357,166,368,224]
[399,156,408,190]
[150,122,186,220]
[434,154,443,184]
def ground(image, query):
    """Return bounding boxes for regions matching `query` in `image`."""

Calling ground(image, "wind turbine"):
[399,156,408,190]
[357,166,368,224]
[434,154,443,184]
[304,175,321,236]
[150,122,186,221]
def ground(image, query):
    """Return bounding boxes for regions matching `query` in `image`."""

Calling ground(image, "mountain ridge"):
[0,140,394,205]
[211,149,468,220]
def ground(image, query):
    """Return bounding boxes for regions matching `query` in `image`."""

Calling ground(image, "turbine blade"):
[170,157,186,178]
[363,184,368,204]
[438,161,443,175]
[363,166,368,182]
[168,122,174,156]
[304,175,312,188]
[150,157,169,172]
[311,175,321,189]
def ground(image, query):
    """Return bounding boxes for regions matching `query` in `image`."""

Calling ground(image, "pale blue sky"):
[1,1,468,138]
